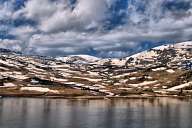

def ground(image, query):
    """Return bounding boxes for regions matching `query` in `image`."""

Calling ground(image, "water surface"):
[0,98,192,128]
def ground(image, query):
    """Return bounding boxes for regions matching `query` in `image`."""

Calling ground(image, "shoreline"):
[0,94,191,100]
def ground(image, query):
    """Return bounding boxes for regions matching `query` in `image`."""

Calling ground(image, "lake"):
[0,98,192,128]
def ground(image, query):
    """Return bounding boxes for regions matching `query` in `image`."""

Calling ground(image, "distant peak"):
[0,48,22,55]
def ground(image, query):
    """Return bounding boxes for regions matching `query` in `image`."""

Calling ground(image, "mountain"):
[56,55,100,64]
[0,41,191,97]
[0,48,22,55]
[124,41,192,69]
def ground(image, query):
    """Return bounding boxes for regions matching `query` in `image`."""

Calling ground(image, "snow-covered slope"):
[119,41,192,67]
[91,41,191,66]
[0,41,191,97]
[56,41,192,68]
[56,55,100,64]
[129,41,192,60]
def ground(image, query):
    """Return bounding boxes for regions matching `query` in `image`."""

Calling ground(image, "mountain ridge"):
[0,41,191,97]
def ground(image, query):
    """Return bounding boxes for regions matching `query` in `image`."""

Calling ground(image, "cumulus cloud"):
[18,0,108,33]
[0,1,13,20]
[0,39,22,51]
[1,0,192,57]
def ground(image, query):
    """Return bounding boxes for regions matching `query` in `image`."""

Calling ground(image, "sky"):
[0,0,192,58]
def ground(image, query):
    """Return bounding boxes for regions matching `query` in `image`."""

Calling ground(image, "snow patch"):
[166,69,175,73]
[167,82,192,91]
[3,83,17,87]
[20,87,59,93]
[129,81,158,87]
[152,67,166,71]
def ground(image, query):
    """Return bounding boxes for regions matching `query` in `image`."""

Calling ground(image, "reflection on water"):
[0,98,192,128]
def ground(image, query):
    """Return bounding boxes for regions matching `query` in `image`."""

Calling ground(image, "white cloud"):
[0,39,22,51]
[18,0,108,33]
[0,1,13,20]
[1,0,192,57]
[9,26,36,40]
[21,0,57,20]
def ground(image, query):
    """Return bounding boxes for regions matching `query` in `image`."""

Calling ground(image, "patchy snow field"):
[167,82,192,91]
[20,87,59,93]
[129,81,158,87]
